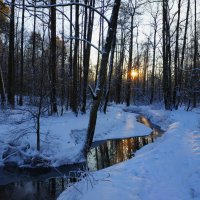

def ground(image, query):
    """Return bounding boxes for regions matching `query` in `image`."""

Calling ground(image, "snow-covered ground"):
[58,105,200,200]
[0,105,151,167]
[1,104,200,200]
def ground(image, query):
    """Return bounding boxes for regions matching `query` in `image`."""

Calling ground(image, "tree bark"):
[94,16,102,87]
[178,0,190,107]
[115,28,125,104]
[61,0,65,115]
[19,0,25,106]
[192,0,197,108]
[142,38,150,95]
[31,0,36,102]
[126,14,134,107]
[50,0,57,113]
[162,0,172,110]
[71,0,79,114]
[81,0,95,113]
[150,23,157,104]
[173,0,181,109]
[7,0,15,107]
[103,30,116,113]
[83,0,121,156]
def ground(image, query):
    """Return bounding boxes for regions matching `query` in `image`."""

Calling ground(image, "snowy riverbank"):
[58,105,200,200]
[0,105,151,167]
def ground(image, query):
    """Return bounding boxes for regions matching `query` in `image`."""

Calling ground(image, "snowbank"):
[58,106,200,200]
[0,105,151,167]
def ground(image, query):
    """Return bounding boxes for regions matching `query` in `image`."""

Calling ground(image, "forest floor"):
[57,105,200,200]
[0,104,200,200]
[0,104,151,167]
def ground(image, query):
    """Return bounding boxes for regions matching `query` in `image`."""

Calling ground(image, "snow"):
[1,104,200,200]
[58,106,200,200]
[0,105,151,167]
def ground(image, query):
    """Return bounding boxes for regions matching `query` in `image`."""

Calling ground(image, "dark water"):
[87,116,163,171]
[0,116,163,200]
[88,133,158,171]
[0,164,85,200]
[0,177,65,200]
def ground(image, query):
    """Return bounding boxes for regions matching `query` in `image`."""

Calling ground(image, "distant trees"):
[0,0,200,160]
[0,0,9,34]
[149,3,159,104]
[0,0,199,113]
[114,7,127,104]
[0,0,9,105]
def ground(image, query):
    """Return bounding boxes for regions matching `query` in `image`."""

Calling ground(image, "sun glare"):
[131,69,138,79]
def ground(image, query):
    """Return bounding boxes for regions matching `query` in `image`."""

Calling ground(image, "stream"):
[0,115,164,200]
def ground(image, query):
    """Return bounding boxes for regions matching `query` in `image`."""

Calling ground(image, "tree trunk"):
[95,15,102,87]
[71,0,79,114]
[192,0,197,108]
[7,0,15,107]
[68,0,73,110]
[61,0,65,115]
[81,0,95,113]
[50,0,57,113]
[126,14,134,107]
[142,38,150,95]
[115,29,125,104]
[103,31,116,113]
[83,0,121,156]
[150,24,157,104]
[19,0,25,106]
[0,41,5,105]
[31,0,36,102]
[162,0,172,110]
[173,0,181,109]
[178,0,190,107]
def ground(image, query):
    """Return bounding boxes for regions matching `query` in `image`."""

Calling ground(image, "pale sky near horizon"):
[12,0,199,68]
[17,0,151,66]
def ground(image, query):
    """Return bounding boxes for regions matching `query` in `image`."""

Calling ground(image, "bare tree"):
[178,0,190,108]
[149,3,159,104]
[173,0,181,109]
[103,30,116,113]
[7,0,15,107]
[115,12,126,104]
[19,0,25,106]
[162,0,172,110]
[84,0,121,156]
[71,0,79,114]
[192,0,198,108]
[50,0,57,113]
[81,0,95,113]
[126,5,134,107]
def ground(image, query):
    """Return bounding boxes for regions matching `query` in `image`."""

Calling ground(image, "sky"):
[5,0,200,68]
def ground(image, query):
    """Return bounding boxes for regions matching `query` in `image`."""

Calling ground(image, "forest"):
[0,0,199,111]
[0,0,200,200]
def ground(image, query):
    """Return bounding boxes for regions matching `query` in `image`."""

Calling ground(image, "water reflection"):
[0,164,84,200]
[88,122,163,171]
[0,115,163,200]
[0,177,67,200]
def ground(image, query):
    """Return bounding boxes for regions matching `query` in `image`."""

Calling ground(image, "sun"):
[131,69,138,79]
